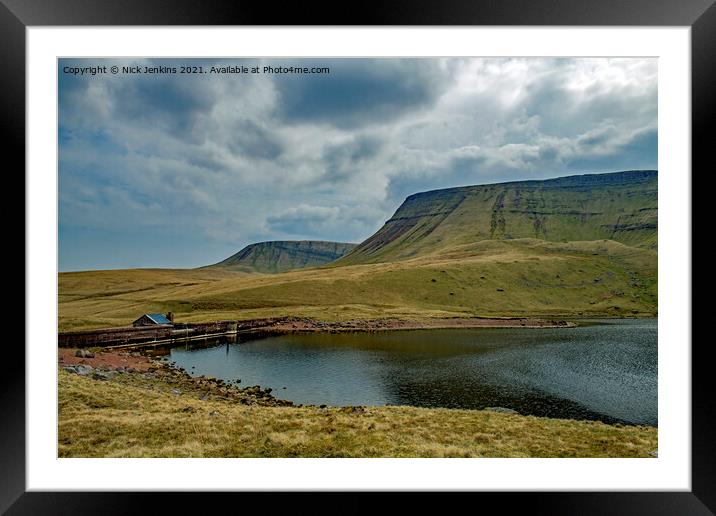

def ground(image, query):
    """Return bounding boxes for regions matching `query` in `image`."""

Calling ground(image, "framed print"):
[5,0,710,513]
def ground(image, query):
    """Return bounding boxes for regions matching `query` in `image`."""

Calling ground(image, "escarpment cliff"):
[337,170,657,265]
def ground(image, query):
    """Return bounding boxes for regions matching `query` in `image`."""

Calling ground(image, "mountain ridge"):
[59,171,658,331]
[336,170,657,265]
[208,240,357,273]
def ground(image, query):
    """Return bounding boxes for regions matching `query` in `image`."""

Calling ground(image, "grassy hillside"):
[58,369,657,457]
[337,170,656,265]
[59,238,656,331]
[58,171,657,331]
[207,240,357,273]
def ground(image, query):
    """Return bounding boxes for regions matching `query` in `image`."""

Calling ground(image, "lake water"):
[168,318,657,426]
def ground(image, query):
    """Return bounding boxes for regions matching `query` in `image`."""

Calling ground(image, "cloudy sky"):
[58,57,657,271]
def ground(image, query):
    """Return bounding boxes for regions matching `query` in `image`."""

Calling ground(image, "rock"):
[62,365,78,374]
[171,388,181,396]
[74,349,95,358]
[649,450,658,457]
[485,406,518,415]
[92,371,115,381]
[75,365,93,376]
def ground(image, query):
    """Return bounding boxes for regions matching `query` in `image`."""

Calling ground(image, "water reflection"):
[169,319,657,426]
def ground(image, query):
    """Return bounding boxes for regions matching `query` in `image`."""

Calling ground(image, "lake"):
[168,318,657,426]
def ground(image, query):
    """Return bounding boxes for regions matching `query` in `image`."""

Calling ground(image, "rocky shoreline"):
[59,348,296,408]
[252,316,577,334]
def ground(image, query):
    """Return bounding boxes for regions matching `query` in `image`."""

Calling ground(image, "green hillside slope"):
[59,236,657,331]
[58,171,658,331]
[337,170,657,265]
[207,240,357,273]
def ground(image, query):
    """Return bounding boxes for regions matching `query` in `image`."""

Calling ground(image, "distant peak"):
[206,240,358,273]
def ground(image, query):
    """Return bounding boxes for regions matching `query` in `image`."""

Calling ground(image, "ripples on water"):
[169,318,657,426]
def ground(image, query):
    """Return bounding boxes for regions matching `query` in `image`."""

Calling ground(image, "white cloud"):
[58,57,658,269]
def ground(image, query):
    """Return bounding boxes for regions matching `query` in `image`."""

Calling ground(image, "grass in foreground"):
[58,370,657,458]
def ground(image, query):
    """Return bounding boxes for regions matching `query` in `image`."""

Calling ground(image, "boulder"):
[75,365,93,376]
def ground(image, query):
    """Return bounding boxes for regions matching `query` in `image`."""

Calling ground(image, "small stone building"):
[132,313,173,327]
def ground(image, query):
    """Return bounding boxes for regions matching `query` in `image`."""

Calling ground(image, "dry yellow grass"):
[58,370,657,458]
[58,238,657,332]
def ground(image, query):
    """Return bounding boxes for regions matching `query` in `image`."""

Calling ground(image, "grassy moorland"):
[58,369,657,458]
[57,171,659,458]
[58,238,656,332]
[58,171,657,332]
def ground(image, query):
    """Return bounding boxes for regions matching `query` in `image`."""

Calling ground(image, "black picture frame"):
[4,0,708,513]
